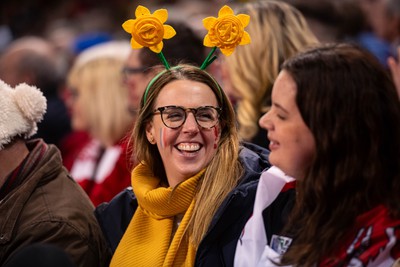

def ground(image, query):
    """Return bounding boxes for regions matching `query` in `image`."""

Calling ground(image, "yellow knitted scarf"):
[110,163,205,267]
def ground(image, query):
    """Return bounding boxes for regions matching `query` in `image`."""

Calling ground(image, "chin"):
[182,169,201,178]
[268,154,279,167]
[269,159,291,177]
[178,166,203,179]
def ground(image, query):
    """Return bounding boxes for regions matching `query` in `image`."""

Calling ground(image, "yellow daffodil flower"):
[122,5,176,53]
[203,5,251,56]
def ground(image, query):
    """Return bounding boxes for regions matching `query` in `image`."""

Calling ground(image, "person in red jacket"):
[66,41,135,206]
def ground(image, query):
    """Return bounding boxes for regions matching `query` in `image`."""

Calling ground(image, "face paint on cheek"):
[213,127,219,139]
[159,128,164,148]
[213,127,219,149]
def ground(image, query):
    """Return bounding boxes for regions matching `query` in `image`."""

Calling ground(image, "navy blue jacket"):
[95,142,293,266]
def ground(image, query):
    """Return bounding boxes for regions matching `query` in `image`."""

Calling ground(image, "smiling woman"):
[113,65,242,266]
[94,5,282,267]
[95,63,274,267]
[144,78,222,187]
[259,70,315,180]
[93,63,271,266]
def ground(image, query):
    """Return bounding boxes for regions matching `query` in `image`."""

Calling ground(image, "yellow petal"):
[135,5,150,18]
[240,31,251,45]
[150,42,163,53]
[237,14,250,28]
[153,9,168,24]
[163,25,176,39]
[220,47,235,56]
[203,35,214,47]
[202,17,217,30]
[218,5,234,17]
[122,20,135,33]
[130,38,143,49]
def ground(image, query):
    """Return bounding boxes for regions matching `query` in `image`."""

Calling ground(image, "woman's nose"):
[259,111,273,131]
[182,112,200,133]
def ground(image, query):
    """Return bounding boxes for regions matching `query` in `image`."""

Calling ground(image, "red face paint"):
[213,127,219,149]
[213,127,219,139]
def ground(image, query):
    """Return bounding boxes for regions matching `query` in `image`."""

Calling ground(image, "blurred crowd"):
[1,0,399,67]
[0,0,399,206]
[0,0,399,203]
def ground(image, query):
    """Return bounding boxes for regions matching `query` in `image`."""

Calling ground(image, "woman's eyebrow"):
[273,102,289,114]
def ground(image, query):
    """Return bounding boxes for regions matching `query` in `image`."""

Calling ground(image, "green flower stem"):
[200,47,217,70]
[157,52,170,69]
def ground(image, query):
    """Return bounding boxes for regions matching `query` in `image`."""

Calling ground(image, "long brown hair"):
[132,64,243,246]
[280,43,400,266]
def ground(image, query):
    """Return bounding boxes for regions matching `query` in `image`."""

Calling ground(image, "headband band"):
[143,66,180,104]
[143,65,224,104]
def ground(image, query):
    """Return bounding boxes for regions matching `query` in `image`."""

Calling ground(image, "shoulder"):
[195,144,271,266]
[25,147,106,238]
[95,187,138,253]
[25,165,103,234]
[8,220,110,266]
[239,142,270,162]
[214,142,271,214]
[4,168,110,266]
[238,142,271,184]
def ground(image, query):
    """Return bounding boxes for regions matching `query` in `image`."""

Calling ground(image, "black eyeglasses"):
[121,66,148,76]
[153,105,222,129]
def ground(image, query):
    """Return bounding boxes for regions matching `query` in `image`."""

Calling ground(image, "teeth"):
[177,143,200,151]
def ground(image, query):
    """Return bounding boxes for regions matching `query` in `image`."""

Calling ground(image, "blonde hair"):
[68,41,133,146]
[225,0,318,141]
[133,65,243,246]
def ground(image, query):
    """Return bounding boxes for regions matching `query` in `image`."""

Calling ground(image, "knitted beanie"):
[0,80,47,149]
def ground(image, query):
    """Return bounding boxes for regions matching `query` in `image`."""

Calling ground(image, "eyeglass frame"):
[121,66,150,76]
[152,105,222,129]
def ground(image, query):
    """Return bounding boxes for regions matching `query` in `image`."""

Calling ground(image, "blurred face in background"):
[359,0,400,42]
[66,86,88,132]
[0,52,23,87]
[122,50,154,113]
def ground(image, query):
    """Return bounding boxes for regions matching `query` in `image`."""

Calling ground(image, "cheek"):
[297,125,315,153]
[72,114,86,131]
[213,127,219,138]
[71,104,82,125]
[73,98,85,117]
[158,127,178,149]
[213,127,220,149]
[293,135,315,167]
[159,127,166,148]
[134,83,144,97]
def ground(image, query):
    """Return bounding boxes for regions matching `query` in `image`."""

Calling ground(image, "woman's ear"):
[145,121,156,144]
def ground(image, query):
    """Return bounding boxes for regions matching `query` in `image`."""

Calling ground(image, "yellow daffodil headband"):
[122,5,251,103]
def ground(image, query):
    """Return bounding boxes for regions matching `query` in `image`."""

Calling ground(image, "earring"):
[149,136,155,144]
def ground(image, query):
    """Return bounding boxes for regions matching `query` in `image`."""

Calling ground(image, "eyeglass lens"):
[158,106,220,129]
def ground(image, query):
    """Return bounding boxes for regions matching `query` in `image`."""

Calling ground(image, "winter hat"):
[0,80,47,150]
